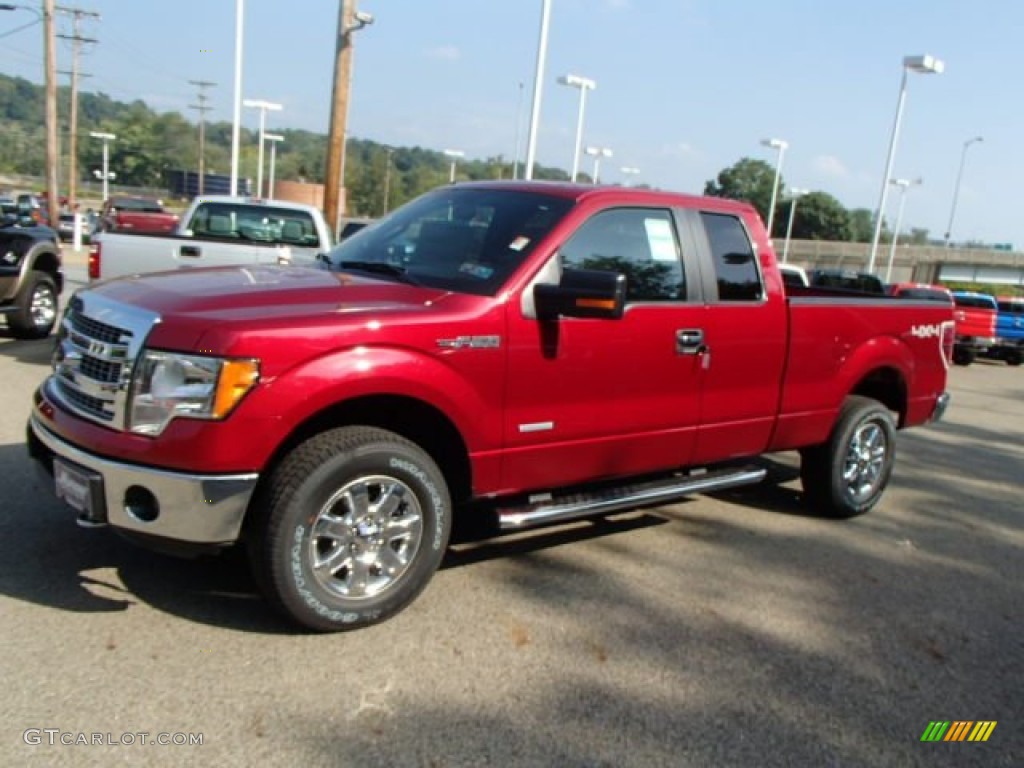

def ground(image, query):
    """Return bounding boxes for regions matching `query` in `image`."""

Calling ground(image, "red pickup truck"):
[28,182,953,631]
[100,195,179,234]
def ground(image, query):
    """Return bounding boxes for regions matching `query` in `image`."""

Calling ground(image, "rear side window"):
[700,212,763,301]
[953,295,997,310]
[560,208,684,302]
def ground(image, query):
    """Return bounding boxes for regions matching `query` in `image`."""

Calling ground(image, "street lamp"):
[620,166,640,186]
[0,3,43,41]
[584,146,613,183]
[89,131,116,202]
[558,73,596,182]
[524,0,552,180]
[243,98,282,197]
[264,132,284,200]
[444,149,464,183]
[868,54,944,274]
[230,0,244,196]
[782,188,809,264]
[884,177,922,282]
[760,138,788,238]
[943,135,983,248]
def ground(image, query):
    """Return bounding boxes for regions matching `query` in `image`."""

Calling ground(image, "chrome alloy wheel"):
[309,474,424,600]
[842,421,888,504]
[31,283,57,331]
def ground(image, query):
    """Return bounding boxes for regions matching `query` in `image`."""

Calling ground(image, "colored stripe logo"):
[921,721,997,742]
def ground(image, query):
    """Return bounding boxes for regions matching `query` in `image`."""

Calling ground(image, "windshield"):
[326,187,573,296]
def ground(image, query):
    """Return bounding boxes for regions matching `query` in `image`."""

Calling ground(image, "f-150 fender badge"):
[436,335,501,349]
[910,324,942,338]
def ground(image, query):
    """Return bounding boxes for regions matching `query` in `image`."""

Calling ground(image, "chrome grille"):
[48,293,159,429]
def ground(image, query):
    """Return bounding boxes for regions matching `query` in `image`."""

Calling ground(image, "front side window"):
[327,188,573,296]
[701,212,763,301]
[559,208,684,302]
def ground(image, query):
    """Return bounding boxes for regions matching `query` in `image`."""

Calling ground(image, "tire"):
[1005,349,1023,367]
[248,426,452,632]
[800,396,897,519]
[952,347,975,366]
[8,270,58,339]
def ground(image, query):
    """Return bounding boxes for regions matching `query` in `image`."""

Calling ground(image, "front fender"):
[256,344,503,456]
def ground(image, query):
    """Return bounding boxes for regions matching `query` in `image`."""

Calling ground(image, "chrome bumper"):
[930,392,951,423]
[28,413,258,545]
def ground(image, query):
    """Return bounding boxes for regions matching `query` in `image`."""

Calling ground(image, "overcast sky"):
[3,0,1019,247]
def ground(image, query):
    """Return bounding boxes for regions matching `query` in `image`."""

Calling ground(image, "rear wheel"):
[800,396,896,519]
[952,347,975,366]
[248,426,451,632]
[8,270,58,339]
[1005,348,1023,367]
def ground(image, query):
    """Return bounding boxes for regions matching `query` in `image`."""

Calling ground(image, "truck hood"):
[87,265,456,348]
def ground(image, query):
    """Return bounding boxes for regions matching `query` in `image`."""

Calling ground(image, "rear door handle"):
[180,245,201,258]
[676,328,706,355]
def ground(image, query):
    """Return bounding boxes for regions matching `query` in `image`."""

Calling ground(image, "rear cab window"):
[186,202,321,248]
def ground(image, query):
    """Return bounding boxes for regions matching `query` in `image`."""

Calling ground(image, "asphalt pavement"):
[0,282,1020,767]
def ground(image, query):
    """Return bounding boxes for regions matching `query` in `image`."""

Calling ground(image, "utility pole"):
[324,0,355,236]
[56,4,100,209]
[189,79,216,195]
[43,0,59,227]
[324,1,372,236]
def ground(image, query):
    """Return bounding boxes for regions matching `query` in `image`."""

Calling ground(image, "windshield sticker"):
[509,236,530,251]
[459,262,495,279]
[644,218,678,262]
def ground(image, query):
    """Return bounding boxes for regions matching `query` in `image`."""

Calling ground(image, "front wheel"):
[1005,348,1023,367]
[8,270,58,339]
[248,426,452,632]
[952,347,975,366]
[800,396,896,519]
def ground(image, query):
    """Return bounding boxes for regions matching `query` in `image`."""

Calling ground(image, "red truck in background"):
[28,182,954,631]
[100,195,179,234]
[950,291,998,366]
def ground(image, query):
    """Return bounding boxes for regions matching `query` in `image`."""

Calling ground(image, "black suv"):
[0,211,63,338]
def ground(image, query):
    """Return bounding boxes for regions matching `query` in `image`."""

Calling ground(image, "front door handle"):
[180,245,201,258]
[676,328,706,355]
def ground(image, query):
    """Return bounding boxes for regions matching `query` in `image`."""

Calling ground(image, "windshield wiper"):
[337,260,420,285]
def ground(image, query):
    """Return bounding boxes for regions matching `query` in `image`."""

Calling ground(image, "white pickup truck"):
[89,196,334,281]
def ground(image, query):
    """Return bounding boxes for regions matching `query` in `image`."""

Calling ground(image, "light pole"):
[584,146,612,184]
[760,137,788,238]
[229,0,244,196]
[781,188,809,263]
[944,135,982,248]
[558,73,596,182]
[444,149,464,183]
[512,81,524,180]
[0,4,43,42]
[620,166,640,186]
[868,54,944,274]
[243,98,282,197]
[884,177,922,282]
[264,132,284,199]
[524,0,552,180]
[89,131,116,202]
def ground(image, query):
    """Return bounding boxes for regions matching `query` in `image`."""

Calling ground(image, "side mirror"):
[534,268,626,321]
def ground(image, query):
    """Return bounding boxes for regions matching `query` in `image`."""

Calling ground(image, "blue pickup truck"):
[983,296,1024,366]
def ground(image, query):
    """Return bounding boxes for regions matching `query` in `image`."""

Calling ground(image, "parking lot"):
[0,265,1021,767]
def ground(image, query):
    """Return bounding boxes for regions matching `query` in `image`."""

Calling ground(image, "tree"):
[847,208,875,243]
[704,157,781,233]
[791,191,852,241]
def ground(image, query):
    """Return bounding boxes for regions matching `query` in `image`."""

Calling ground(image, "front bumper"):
[28,412,258,545]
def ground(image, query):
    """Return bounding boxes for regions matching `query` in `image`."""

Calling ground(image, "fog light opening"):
[124,485,159,523]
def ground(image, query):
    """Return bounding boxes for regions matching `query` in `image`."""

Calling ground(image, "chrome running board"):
[497,465,766,530]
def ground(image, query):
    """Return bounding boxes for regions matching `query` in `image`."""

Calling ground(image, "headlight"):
[128,350,259,436]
